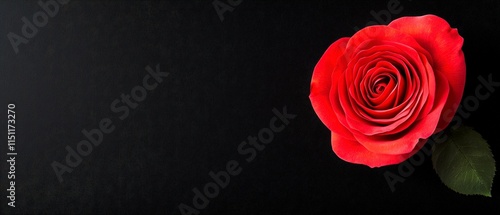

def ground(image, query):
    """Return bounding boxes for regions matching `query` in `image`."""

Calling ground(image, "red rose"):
[309,15,466,167]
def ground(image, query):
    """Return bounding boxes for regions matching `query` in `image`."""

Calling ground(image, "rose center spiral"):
[371,75,391,95]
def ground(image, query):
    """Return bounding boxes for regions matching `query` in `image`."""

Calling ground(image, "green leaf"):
[432,126,496,197]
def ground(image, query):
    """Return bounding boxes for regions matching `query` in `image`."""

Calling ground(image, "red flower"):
[309,15,466,167]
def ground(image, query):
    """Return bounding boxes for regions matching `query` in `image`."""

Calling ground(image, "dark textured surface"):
[1,0,499,214]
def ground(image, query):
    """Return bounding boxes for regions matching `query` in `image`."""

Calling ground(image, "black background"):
[1,0,500,214]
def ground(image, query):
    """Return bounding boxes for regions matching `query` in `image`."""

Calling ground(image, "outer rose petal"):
[388,14,466,131]
[344,25,430,61]
[310,37,355,140]
[331,132,427,168]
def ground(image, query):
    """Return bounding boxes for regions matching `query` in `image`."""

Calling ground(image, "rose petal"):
[331,131,427,168]
[389,14,466,130]
[344,25,429,61]
[310,38,356,140]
